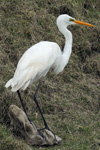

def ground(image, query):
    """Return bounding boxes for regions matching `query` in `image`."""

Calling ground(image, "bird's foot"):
[38,126,57,143]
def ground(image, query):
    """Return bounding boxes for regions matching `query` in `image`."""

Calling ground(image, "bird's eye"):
[69,18,74,21]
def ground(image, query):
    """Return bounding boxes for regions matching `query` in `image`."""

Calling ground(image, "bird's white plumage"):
[5,41,62,91]
[5,14,76,92]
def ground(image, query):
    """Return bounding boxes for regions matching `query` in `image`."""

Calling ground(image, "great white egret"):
[5,14,94,130]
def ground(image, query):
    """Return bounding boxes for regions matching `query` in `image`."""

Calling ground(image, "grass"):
[0,124,32,150]
[0,0,100,150]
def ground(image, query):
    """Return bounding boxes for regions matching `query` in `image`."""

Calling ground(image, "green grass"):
[0,124,32,150]
[0,0,100,150]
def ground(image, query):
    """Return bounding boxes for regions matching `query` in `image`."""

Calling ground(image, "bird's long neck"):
[59,26,73,67]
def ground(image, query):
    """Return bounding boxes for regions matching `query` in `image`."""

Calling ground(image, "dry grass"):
[0,0,100,150]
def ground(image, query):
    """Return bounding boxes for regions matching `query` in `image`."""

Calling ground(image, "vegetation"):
[0,0,100,149]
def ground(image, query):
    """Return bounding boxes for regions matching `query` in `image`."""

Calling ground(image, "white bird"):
[5,14,94,130]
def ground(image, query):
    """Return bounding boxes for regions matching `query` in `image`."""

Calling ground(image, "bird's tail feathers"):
[5,78,20,92]
[5,78,13,88]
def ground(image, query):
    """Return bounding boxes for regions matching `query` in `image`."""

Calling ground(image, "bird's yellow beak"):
[74,20,94,27]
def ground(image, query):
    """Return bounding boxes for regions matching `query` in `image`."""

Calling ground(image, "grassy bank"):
[0,0,100,149]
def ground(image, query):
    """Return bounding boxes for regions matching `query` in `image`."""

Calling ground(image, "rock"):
[9,105,62,146]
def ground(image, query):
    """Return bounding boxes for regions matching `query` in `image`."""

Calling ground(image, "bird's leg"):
[17,90,31,123]
[34,80,49,130]
[34,81,57,142]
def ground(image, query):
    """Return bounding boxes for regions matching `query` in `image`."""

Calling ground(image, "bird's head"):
[57,14,94,28]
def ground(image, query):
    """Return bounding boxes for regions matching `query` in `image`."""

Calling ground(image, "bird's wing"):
[12,42,60,87]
